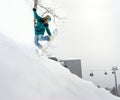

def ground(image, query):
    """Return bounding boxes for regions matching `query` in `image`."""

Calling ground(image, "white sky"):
[52,0,120,88]
[1,0,120,88]
[51,0,120,69]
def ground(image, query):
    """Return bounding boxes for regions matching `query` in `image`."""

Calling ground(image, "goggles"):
[47,17,51,21]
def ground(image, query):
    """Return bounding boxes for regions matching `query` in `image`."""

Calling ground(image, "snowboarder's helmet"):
[44,15,51,21]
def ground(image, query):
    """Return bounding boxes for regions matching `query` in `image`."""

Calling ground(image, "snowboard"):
[41,28,57,55]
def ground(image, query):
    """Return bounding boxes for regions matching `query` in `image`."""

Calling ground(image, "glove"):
[33,8,36,11]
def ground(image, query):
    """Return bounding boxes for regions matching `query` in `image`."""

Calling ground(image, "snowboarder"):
[33,8,53,52]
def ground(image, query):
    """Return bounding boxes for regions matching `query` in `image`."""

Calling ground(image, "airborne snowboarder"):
[33,8,53,52]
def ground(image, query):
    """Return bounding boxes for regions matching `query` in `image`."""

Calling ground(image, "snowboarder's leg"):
[34,35,42,49]
[39,35,54,43]
[38,35,50,41]
[37,35,51,53]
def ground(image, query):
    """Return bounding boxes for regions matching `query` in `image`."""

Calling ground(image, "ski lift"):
[112,71,115,74]
[104,72,108,75]
[90,73,94,77]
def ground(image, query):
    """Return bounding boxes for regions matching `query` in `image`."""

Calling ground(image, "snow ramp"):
[0,34,119,100]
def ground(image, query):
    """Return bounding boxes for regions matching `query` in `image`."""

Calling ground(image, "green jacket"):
[33,10,51,36]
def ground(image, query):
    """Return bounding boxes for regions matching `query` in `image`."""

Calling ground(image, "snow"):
[0,33,120,100]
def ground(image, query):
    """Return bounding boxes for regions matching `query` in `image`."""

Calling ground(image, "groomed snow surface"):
[0,33,120,100]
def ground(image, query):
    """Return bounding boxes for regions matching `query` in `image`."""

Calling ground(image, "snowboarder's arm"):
[45,24,51,36]
[33,8,42,20]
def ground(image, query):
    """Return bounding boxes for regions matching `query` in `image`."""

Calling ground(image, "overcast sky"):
[51,0,120,88]
[51,0,120,69]
[1,0,120,87]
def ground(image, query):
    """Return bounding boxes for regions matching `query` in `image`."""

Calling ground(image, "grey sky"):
[51,0,120,69]
[50,0,120,88]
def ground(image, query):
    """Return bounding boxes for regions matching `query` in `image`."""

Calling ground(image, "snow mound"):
[0,33,119,100]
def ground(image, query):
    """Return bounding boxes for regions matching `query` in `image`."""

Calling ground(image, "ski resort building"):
[49,57,82,78]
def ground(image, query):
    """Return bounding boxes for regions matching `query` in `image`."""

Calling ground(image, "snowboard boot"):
[41,47,46,53]
[50,36,54,43]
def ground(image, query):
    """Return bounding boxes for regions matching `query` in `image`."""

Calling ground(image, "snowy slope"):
[0,33,120,100]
